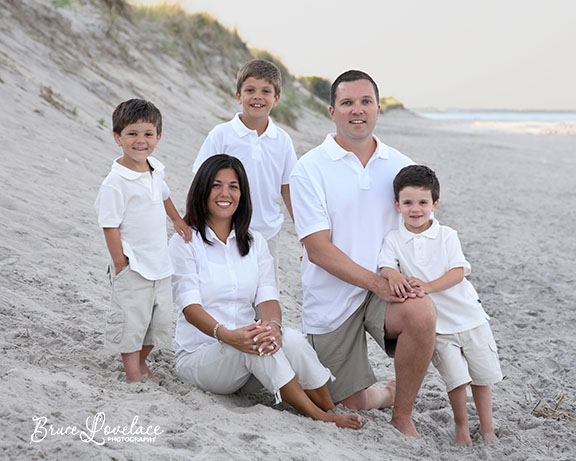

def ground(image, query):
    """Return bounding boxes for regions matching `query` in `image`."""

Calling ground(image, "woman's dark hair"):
[184,154,253,256]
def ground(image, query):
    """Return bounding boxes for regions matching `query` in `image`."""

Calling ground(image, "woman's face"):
[207,168,241,225]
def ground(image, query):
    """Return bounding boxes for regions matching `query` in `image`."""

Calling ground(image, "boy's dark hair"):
[184,154,253,256]
[112,99,162,135]
[330,70,379,107]
[236,59,282,96]
[393,165,440,202]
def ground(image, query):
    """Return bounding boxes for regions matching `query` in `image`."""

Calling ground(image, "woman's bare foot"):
[326,413,362,430]
[481,431,498,443]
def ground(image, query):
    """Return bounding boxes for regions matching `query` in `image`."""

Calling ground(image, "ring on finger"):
[252,345,258,351]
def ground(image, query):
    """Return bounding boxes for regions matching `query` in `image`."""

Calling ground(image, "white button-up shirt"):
[94,156,172,280]
[378,218,489,334]
[290,134,413,334]
[169,227,278,353]
[193,113,297,240]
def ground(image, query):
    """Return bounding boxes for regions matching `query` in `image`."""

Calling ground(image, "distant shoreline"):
[414,110,576,122]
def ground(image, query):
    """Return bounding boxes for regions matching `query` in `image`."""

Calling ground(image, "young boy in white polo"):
[378,165,502,446]
[95,99,191,384]
[193,59,297,273]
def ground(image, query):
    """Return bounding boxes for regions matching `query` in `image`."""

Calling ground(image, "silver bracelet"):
[213,322,224,342]
[270,320,283,334]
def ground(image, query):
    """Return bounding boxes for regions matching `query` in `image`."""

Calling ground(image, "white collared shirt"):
[94,156,172,280]
[378,218,489,334]
[169,227,278,353]
[290,134,413,334]
[193,113,297,240]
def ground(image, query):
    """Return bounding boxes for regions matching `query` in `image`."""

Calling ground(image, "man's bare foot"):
[455,426,473,447]
[391,414,419,437]
[326,413,362,430]
[377,380,396,409]
[481,431,498,443]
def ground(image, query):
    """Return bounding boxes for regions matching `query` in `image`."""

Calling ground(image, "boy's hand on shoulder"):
[174,218,193,243]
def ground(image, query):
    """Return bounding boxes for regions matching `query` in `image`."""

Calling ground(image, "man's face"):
[329,79,380,145]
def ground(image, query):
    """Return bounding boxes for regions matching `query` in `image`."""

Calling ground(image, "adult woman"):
[168,154,360,429]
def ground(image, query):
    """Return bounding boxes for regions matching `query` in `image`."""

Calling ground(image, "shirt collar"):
[111,156,163,180]
[322,134,390,161]
[205,225,237,245]
[231,112,278,139]
[399,217,440,243]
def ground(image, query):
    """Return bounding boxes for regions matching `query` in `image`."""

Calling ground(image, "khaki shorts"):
[432,322,503,392]
[106,266,173,354]
[307,291,395,403]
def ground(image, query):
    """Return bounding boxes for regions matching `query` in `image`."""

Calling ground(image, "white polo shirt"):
[193,113,297,240]
[378,218,489,334]
[168,227,278,354]
[94,156,173,281]
[290,134,413,334]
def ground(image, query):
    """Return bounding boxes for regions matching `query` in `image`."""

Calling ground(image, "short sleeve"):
[378,233,400,270]
[290,171,330,240]
[281,137,298,185]
[444,228,471,276]
[253,234,278,306]
[168,234,202,310]
[94,183,124,228]
[162,180,170,201]
[193,130,220,173]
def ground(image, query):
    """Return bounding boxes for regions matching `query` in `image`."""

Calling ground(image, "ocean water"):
[415,110,576,122]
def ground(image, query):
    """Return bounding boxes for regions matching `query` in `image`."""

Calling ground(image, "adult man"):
[290,70,436,437]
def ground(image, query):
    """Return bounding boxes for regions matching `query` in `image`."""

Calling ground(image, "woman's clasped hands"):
[220,319,282,356]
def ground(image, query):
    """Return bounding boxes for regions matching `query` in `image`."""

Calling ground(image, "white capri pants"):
[175,328,333,403]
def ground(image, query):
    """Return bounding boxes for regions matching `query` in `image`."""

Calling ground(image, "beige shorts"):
[106,265,173,354]
[307,291,395,403]
[432,322,503,392]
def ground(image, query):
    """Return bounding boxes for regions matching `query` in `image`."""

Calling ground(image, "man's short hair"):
[112,99,162,135]
[236,59,282,96]
[330,70,379,107]
[393,165,440,202]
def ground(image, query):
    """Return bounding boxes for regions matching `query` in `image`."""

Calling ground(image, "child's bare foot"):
[140,364,161,384]
[326,413,362,430]
[455,426,473,447]
[481,431,498,443]
[391,414,419,437]
[126,373,143,384]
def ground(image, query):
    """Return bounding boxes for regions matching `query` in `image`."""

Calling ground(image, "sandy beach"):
[1,1,575,460]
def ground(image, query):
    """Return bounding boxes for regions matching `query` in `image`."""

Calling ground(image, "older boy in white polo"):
[193,59,297,269]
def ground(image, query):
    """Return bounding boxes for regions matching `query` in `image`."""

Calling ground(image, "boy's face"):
[113,121,161,170]
[395,186,438,234]
[236,77,279,122]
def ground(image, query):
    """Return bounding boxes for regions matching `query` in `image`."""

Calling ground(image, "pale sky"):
[131,0,575,110]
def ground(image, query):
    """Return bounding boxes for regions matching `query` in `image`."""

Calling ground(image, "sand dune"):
[1,1,575,459]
